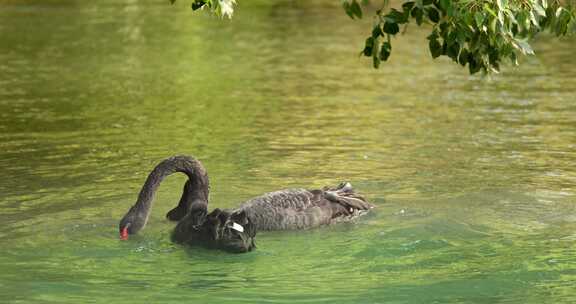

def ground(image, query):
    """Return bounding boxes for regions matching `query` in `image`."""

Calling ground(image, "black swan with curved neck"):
[119,155,373,253]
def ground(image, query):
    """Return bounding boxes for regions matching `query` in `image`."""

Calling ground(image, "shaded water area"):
[1,0,576,303]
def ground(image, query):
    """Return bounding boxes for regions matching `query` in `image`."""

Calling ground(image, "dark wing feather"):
[238,189,333,230]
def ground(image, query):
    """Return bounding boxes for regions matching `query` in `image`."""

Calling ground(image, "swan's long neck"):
[122,155,209,234]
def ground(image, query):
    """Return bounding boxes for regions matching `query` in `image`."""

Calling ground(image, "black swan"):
[119,155,373,253]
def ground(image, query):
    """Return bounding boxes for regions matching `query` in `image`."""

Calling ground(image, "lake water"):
[1,1,575,303]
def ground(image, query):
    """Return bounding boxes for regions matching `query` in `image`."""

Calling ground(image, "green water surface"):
[1,1,575,303]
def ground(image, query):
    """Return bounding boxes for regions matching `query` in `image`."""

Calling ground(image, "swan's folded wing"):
[238,189,329,230]
[238,188,317,211]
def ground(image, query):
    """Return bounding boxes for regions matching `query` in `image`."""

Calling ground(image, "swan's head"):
[119,208,148,240]
[204,209,256,253]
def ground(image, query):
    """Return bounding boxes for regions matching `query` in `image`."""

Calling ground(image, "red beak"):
[120,227,129,240]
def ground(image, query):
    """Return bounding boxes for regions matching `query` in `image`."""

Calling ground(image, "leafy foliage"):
[170,0,237,18]
[344,0,576,73]
[176,0,575,74]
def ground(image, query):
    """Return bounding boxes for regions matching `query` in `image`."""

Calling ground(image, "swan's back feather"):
[238,189,331,230]
[239,189,314,211]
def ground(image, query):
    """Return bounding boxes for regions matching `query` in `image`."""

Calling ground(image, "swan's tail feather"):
[324,182,374,211]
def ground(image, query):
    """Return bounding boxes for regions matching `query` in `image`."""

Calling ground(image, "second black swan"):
[119,155,373,253]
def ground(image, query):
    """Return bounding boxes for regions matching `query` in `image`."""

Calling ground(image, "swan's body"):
[119,155,373,252]
[237,185,372,231]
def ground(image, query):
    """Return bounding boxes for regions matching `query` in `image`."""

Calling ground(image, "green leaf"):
[446,42,460,61]
[387,9,408,23]
[354,0,575,73]
[529,11,539,27]
[439,0,450,11]
[343,2,351,18]
[475,12,486,28]
[429,38,442,58]
[412,7,424,25]
[428,8,440,23]
[490,17,498,33]
[439,22,449,35]
[555,9,572,35]
[380,42,392,61]
[402,1,415,12]
[427,29,439,40]
[468,55,482,74]
[372,25,383,38]
[484,4,497,18]
[458,48,469,66]
[350,1,363,19]
[363,37,374,56]
[533,3,546,17]
[383,22,400,35]
[496,0,507,11]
